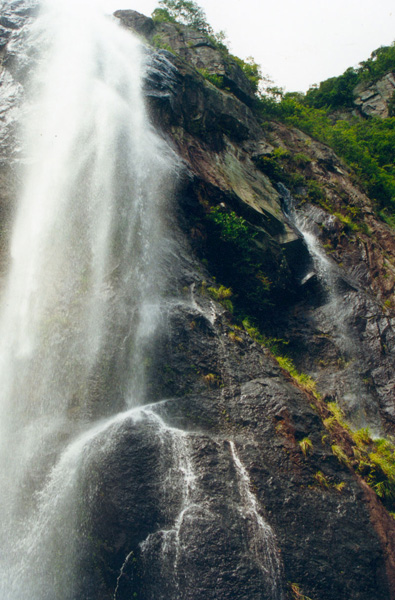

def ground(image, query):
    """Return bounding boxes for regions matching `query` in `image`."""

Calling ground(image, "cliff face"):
[1,6,395,600]
[110,10,395,600]
[353,72,395,118]
[115,10,395,435]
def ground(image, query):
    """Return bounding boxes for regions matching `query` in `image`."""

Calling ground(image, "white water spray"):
[280,183,382,430]
[0,1,287,597]
[0,0,177,596]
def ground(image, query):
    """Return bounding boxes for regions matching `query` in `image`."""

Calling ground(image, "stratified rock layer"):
[353,71,395,118]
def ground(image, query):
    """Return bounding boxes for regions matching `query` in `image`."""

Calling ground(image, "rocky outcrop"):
[353,71,395,117]
[115,10,257,106]
[108,9,395,599]
[117,9,395,432]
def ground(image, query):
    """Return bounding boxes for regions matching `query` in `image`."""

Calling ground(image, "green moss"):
[299,437,313,456]
[276,355,318,396]
[289,582,314,600]
[320,401,395,511]
[333,212,360,232]
[151,34,176,53]
[353,427,372,447]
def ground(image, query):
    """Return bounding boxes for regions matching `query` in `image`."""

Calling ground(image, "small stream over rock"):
[279,182,394,433]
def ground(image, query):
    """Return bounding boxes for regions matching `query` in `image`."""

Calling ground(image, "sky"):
[104,0,395,93]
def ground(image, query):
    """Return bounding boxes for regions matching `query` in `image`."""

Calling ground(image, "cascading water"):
[0,0,178,597]
[279,183,384,431]
[0,1,285,598]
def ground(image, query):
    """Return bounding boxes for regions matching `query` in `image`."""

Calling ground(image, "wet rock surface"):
[80,294,393,600]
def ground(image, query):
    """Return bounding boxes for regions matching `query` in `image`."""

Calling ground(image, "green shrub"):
[205,206,278,319]
[208,207,252,246]
[198,69,225,89]
[154,0,213,34]
[231,55,262,94]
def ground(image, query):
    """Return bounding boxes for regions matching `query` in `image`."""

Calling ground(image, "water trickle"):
[279,183,383,431]
[138,415,203,594]
[229,441,284,600]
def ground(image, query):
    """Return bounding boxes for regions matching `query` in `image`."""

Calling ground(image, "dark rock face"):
[109,11,395,599]
[76,296,393,600]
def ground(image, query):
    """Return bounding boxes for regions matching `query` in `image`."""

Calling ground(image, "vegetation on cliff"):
[303,44,395,111]
[259,97,395,224]
[152,0,213,34]
[147,0,395,547]
[253,44,395,224]
[151,2,395,225]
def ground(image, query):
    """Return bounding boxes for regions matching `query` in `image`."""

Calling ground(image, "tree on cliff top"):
[152,0,213,35]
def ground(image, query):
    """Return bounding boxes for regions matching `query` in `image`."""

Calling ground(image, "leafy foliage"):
[198,69,225,89]
[299,437,313,457]
[276,355,318,395]
[258,94,395,216]
[207,284,234,313]
[289,582,314,600]
[208,206,252,246]
[153,0,213,34]
[231,55,263,94]
[304,43,395,111]
[304,67,359,110]
[205,206,276,318]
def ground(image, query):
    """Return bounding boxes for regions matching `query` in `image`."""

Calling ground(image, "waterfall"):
[279,183,383,431]
[0,1,285,598]
[0,0,177,597]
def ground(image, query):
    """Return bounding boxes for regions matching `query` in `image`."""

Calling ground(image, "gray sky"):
[104,0,395,92]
